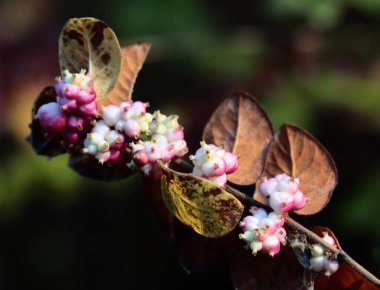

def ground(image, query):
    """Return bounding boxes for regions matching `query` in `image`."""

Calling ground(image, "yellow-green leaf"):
[58,17,122,100]
[160,163,244,238]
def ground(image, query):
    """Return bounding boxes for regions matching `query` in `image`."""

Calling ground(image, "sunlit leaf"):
[256,124,338,215]
[98,42,151,107]
[26,86,65,158]
[203,92,273,186]
[68,149,134,181]
[160,162,244,238]
[59,17,122,100]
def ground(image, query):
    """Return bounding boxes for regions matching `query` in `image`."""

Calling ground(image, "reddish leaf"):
[174,220,235,273]
[98,42,151,107]
[203,92,273,186]
[26,86,66,158]
[143,177,174,240]
[229,241,305,290]
[68,149,134,181]
[256,124,338,215]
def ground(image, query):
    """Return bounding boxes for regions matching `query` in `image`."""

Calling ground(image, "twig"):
[172,158,380,287]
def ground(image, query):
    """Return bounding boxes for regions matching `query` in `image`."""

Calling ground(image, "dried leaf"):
[256,124,338,215]
[98,42,151,107]
[59,17,121,100]
[160,162,244,238]
[203,92,273,186]
[68,149,134,181]
[26,86,65,158]
[229,242,305,290]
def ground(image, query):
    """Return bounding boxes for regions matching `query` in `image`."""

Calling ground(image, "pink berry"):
[108,150,121,163]
[240,216,259,231]
[293,190,307,210]
[67,115,84,131]
[36,102,67,134]
[166,127,184,142]
[259,177,278,198]
[77,90,96,104]
[144,142,161,163]
[208,174,227,187]
[223,152,239,174]
[124,119,140,137]
[102,105,122,127]
[54,79,65,96]
[201,157,227,177]
[63,130,79,145]
[63,84,81,98]
[78,102,97,117]
[269,191,295,213]
[131,101,147,115]
[58,96,77,112]
[132,150,149,166]
[262,235,281,256]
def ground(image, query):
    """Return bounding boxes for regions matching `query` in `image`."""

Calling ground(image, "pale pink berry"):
[269,191,295,213]
[267,212,285,228]
[259,177,278,198]
[223,152,239,174]
[240,216,259,231]
[131,101,148,115]
[172,140,188,157]
[92,121,110,138]
[263,235,281,256]
[322,232,336,247]
[208,174,227,187]
[274,228,287,244]
[201,157,227,177]
[36,102,67,134]
[144,142,161,163]
[54,79,65,96]
[249,208,268,220]
[293,190,307,210]
[132,150,149,166]
[324,259,339,276]
[106,131,124,150]
[166,127,184,142]
[102,105,123,127]
[192,166,204,177]
[161,146,177,163]
[124,119,140,137]
[310,256,325,272]
[96,151,111,164]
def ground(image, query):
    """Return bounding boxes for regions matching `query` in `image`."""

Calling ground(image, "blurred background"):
[0,0,380,289]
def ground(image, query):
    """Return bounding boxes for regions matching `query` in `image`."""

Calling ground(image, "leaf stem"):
[172,158,380,288]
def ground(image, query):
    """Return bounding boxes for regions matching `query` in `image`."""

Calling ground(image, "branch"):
[172,158,380,288]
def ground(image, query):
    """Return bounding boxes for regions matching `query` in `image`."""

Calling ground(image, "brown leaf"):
[160,162,244,238]
[203,91,273,186]
[98,42,151,107]
[59,17,122,99]
[229,241,305,290]
[256,124,338,215]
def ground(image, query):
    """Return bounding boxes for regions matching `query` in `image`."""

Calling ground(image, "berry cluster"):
[36,69,97,147]
[259,174,307,213]
[189,141,239,187]
[309,232,340,276]
[239,208,286,256]
[128,111,188,178]
[82,102,188,177]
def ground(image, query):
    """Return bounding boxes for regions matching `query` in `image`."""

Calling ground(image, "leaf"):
[59,17,122,100]
[143,177,174,240]
[97,42,151,107]
[315,264,380,290]
[159,162,244,238]
[256,124,338,215]
[202,91,273,186]
[229,241,305,290]
[68,149,134,181]
[26,86,66,158]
